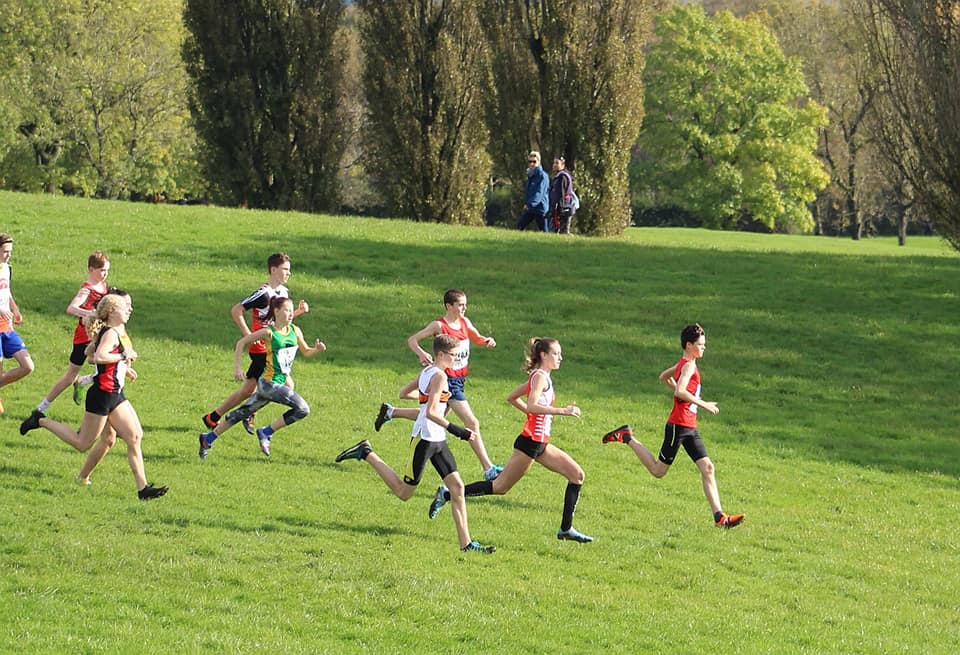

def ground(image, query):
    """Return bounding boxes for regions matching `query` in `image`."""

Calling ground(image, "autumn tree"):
[763,0,885,240]
[637,5,828,231]
[859,0,960,251]
[183,0,347,211]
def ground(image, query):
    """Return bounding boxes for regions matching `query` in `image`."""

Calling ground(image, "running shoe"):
[715,513,745,529]
[20,409,45,435]
[557,527,594,543]
[461,540,496,554]
[242,414,256,435]
[602,424,633,444]
[76,476,92,486]
[335,439,372,462]
[428,485,449,520]
[483,464,503,481]
[137,483,169,500]
[374,403,392,432]
[72,380,83,405]
[201,413,219,430]
[256,427,271,457]
[198,433,213,460]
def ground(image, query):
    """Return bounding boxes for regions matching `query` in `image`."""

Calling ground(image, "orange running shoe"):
[602,424,633,443]
[715,513,745,528]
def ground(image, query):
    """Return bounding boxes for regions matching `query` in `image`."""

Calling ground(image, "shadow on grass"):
[0,463,64,482]
[13,225,960,481]
[154,513,416,540]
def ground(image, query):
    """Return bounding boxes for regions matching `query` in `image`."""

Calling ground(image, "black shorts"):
[246,352,267,379]
[404,438,457,486]
[85,386,127,416]
[514,434,548,459]
[658,422,709,465]
[69,342,90,367]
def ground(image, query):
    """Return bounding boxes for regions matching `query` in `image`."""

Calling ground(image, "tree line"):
[0,0,957,246]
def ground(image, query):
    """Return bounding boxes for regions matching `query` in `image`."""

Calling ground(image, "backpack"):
[557,170,578,218]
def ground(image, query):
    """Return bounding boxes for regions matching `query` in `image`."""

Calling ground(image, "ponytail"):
[523,337,557,373]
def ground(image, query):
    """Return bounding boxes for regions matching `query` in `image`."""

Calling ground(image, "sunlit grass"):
[1,190,958,653]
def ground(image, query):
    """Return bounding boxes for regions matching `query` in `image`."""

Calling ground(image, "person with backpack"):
[549,157,578,234]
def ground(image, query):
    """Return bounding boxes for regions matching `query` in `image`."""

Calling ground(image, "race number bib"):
[276,345,297,374]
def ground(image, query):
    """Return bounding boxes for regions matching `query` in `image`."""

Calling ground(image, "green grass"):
[1,190,958,654]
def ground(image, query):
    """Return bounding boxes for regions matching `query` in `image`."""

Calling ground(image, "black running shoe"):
[137,483,169,500]
[374,403,392,432]
[20,409,45,436]
[335,440,372,462]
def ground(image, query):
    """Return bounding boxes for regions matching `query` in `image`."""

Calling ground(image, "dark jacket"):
[550,169,574,216]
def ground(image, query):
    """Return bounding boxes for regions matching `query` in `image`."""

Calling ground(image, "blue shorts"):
[0,331,27,359]
[447,376,467,402]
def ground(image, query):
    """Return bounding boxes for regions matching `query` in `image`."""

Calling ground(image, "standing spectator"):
[517,151,550,232]
[549,157,577,234]
[0,233,35,413]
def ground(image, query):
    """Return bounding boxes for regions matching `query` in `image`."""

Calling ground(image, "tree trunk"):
[846,155,859,240]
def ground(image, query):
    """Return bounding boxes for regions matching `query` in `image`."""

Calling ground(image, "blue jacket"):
[525,166,550,215]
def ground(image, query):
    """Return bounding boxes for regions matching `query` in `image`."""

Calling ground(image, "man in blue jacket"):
[517,151,550,232]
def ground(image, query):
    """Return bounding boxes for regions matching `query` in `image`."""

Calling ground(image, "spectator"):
[517,151,550,232]
[550,157,577,234]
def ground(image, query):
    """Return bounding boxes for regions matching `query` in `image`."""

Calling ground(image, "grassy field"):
[1,190,958,654]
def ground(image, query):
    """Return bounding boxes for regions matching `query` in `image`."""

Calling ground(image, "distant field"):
[1,191,957,654]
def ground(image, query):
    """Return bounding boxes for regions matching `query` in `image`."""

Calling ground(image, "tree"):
[859,0,960,251]
[0,0,200,199]
[357,1,491,225]
[476,0,539,217]
[183,0,347,211]
[763,0,882,240]
[637,5,829,231]
[480,0,661,236]
[693,0,769,15]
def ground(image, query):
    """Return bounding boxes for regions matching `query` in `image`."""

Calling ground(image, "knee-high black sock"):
[459,479,493,498]
[560,482,582,531]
